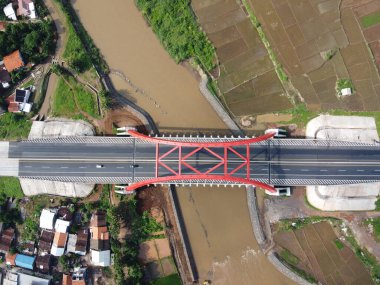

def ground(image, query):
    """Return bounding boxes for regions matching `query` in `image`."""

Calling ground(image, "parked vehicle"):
[96,164,104,168]
[265,128,288,138]
[265,186,291,196]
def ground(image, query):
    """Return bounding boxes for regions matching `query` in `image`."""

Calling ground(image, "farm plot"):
[249,0,380,111]
[274,221,373,285]
[192,0,292,116]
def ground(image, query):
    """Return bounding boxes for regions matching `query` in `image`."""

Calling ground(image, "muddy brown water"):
[72,0,295,283]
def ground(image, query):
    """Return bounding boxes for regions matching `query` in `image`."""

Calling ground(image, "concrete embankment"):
[246,187,314,285]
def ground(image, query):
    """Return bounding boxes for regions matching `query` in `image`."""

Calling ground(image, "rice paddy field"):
[247,0,380,112]
[274,221,374,285]
[191,0,292,117]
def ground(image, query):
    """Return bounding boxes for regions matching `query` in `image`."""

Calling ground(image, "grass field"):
[51,74,99,119]
[0,113,32,140]
[365,218,380,241]
[0,177,24,198]
[149,274,181,285]
[361,11,380,28]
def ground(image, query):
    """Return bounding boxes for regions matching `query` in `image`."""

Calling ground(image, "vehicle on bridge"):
[265,187,292,197]
[265,128,287,138]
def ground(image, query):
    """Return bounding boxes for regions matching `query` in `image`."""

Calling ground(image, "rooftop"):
[39,209,56,230]
[3,50,24,72]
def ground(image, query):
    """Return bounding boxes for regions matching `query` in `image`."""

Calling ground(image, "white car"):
[265,128,287,138]
[96,164,104,168]
[265,187,291,196]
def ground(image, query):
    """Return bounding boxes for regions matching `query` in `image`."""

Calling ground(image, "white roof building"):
[3,3,16,21]
[54,219,70,233]
[91,250,111,267]
[39,209,56,230]
[66,234,77,254]
[18,272,50,285]
[3,271,18,285]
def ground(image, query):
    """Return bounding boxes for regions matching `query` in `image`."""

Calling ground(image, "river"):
[71,1,295,284]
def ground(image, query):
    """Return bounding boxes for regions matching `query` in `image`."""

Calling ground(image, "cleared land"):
[249,0,380,111]
[274,221,373,285]
[192,0,292,116]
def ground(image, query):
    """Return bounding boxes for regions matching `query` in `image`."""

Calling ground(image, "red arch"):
[128,130,274,147]
[126,175,275,191]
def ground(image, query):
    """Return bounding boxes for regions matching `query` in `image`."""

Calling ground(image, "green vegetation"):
[336,78,354,95]
[136,0,216,71]
[206,78,219,97]
[0,177,24,198]
[0,21,55,64]
[334,239,344,250]
[322,49,337,61]
[364,218,380,241]
[0,113,32,140]
[281,103,380,133]
[242,0,288,83]
[51,73,100,119]
[361,11,380,28]
[150,274,182,285]
[278,217,338,231]
[59,254,81,272]
[54,0,108,73]
[376,197,380,211]
[279,248,299,266]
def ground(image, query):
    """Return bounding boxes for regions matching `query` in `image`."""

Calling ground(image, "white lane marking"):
[301,169,309,171]
[283,169,290,171]
[261,168,267,171]
[25,166,32,168]
[320,169,328,172]
[117,166,125,169]
[61,166,68,169]
[42,166,50,169]
[338,170,346,172]
[79,166,87,169]
[357,169,364,172]
[375,170,380,172]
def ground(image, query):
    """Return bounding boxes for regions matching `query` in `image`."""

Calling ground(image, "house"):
[66,234,77,254]
[6,88,33,113]
[90,212,110,267]
[5,253,17,266]
[91,250,111,267]
[17,0,36,19]
[75,229,88,255]
[40,209,56,230]
[36,254,52,274]
[17,272,50,285]
[15,254,35,270]
[3,50,24,72]
[51,232,67,256]
[55,219,70,233]
[3,271,18,285]
[0,228,15,253]
[0,61,11,88]
[39,230,55,253]
[63,267,88,285]
[3,3,16,21]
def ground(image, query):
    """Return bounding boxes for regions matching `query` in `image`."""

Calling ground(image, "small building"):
[39,230,55,253]
[0,228,15,253]
[3,271,18,285]
[63,267,88,285]
[5,253,17,266]
[55,218,70,233]
[18,272,50,285]
[15,254,35,270]
[0,61,11,88]
[40,209,56,230]
[36,254,52,274]
[6,89,33,113]
[3,50,24,72]
[3,3,17,21]
[51,232,67,256]
[17,0,36,19]
[341,87,352,96]
[91,250,111,267]
[75,229,88,255]
[66,234,77,254]
[90,212,107,228]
